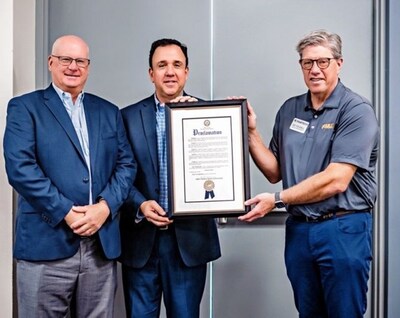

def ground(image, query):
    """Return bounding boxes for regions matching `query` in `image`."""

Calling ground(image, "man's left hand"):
[170,95,198,103]
[239,192,275,222]
[70,200,110,236]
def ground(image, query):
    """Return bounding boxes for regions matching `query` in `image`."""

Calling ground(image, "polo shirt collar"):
[304,80,345,112]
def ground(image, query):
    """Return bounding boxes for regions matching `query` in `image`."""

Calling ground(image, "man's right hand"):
[140,200,173,227]
[246,100,257,132]
[64,206,85,228]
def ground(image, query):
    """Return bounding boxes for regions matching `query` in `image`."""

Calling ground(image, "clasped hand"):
[65,200,110,236]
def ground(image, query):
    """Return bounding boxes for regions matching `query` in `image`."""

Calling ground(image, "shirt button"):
[314,115,318,118]
[311,126,315,129]
[82,177,89,183]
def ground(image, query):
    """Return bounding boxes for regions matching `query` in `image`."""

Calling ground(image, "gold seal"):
[203,180,215,191]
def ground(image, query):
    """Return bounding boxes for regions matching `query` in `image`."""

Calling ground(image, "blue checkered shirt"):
[156,103,168,213]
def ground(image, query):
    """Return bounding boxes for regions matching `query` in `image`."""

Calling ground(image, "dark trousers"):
[285,212,372,318]
[122,227,207,318]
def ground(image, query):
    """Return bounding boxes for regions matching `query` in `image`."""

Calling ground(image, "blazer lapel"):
[140,98,158,175]
[43,86,86,161]
[83,94,99,171]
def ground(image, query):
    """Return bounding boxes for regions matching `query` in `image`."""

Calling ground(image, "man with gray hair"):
[239,30,379,317]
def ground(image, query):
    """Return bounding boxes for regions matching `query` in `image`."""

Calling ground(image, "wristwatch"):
[274,192,285,209]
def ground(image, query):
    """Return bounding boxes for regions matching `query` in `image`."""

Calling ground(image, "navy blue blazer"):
[3,85,136,261]
[119,95,221,268]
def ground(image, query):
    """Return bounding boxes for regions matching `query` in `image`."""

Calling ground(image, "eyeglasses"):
[52,55,90,68]
[299,58,334,70]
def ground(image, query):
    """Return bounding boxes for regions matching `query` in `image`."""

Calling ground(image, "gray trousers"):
[17,237,117,318]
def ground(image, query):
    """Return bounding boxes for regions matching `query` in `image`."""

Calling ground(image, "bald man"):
[3,35,135,317]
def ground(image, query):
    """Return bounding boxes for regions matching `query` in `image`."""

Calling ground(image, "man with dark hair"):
[148,38,189,69]
[240,30,379,317]
[119,38,221,318]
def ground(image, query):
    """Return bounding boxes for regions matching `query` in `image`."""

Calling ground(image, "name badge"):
[289,118,309,134]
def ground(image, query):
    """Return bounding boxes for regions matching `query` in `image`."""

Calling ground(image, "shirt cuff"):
[135,208,145,223]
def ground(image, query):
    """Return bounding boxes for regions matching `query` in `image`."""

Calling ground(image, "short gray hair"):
[296,30,342,59]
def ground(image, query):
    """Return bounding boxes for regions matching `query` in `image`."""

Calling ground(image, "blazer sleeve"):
[95,109,136,218]
[123,184,147,214]
[3,97,74,227]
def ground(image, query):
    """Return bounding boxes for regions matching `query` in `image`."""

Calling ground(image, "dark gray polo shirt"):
[270,81,379,218]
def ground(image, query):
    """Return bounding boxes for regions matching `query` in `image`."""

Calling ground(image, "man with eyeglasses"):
[3,35,135,317]
[239,30,379,317]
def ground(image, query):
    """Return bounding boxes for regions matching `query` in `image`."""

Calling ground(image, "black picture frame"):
[165,99,250,217]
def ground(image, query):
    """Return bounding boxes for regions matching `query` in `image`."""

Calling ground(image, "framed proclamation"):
[165,99,250,217]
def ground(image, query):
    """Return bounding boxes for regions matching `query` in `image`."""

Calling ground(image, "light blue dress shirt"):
[53,83,92,204]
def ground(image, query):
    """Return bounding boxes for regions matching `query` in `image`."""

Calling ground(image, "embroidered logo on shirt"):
[321,123,335,129]
[289,118,309,134]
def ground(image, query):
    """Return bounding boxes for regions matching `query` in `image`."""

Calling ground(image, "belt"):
[290,210,369,223]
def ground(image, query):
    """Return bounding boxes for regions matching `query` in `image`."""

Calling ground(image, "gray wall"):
[43,0,373,198]
[387,0,400,317]
[38,1,380,317]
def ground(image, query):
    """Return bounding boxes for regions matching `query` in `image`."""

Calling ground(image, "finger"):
[180,96,196,102]
[150,207,167,217]
[78,228,96,236]
[149,204,169,217]
[72,206,88,213]
[149,214,171,223]
[239,209,259,221]
[247,103,254,114]
[155,219,173,227]
[238,215,255,222]
[141,202,165,217]
[70,212,94,229]
[245,215,260,222]
[170,95,193,103]
[238,211,254,221]
[244,197,259,206]
[147,217,173,227]
[73,222,97,236]
[226,96,246,100]
[70,217,85,230]
[238,212,260,222]
[72,224,88,235]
